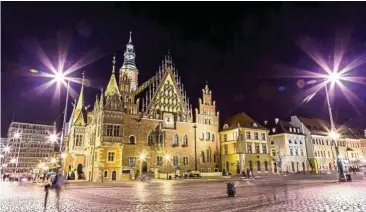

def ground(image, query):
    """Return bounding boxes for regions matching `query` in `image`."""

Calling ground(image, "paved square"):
[1,179,366,212]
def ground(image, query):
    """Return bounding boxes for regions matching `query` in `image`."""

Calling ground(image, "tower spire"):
[129,31,132,43]
[112,54,116,73]
[76,72,85,110]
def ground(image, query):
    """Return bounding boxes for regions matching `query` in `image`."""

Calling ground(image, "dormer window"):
[223,124,229,130]
[289,128,293,132]
[297,128,300,133]
[253,123,258,127]
[272,128,276,133]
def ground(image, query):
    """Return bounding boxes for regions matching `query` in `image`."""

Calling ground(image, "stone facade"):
[63,33,220,181]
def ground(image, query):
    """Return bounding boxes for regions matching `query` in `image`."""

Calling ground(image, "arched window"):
[206,132,210,141]
[104,170,108,178]
[200,151,205,163]
[264,161,268,171]
[129,136,135,145]
[173,134,179,146]
[212,134,215,142]
[158,131,164,144]
[206,149,210,163]
[200,132,205,140]
[213,152,217,163]
[148,131,153,145]
[183,135,188,146]
[257,161,261,171]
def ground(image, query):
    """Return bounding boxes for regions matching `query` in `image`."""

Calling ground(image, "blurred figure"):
[44,169,64,211]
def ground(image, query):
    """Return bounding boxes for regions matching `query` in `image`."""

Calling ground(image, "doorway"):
[112,171,116,181]
[142,161,148,173]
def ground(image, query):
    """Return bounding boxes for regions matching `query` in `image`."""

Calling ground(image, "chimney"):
[264,120,268,125]
[275,118,279,124]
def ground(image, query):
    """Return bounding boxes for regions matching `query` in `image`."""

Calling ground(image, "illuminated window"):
[107,152,115,162]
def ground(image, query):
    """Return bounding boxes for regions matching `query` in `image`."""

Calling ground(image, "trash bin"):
[227,183,236,197]
[346,174,352,182]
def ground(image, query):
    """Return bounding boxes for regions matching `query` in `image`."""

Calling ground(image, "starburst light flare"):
[277,32,366,110]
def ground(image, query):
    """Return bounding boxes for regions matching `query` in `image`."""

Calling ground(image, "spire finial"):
[112,54,116,73]
[129,31,132,43]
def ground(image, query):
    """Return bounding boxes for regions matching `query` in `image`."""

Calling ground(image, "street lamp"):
[324,73,346,182]
[165,154,170,180]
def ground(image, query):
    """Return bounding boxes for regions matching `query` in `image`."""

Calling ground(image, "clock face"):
[163,113,175,128]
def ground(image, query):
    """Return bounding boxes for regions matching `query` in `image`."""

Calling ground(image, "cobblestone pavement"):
[1,180,366,212]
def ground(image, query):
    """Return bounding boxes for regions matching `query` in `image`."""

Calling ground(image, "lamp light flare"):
[288,33,366,111]
[140,154,146,160]
[14,132,20,139]
[3,146,11,153]
[49,133,58,143]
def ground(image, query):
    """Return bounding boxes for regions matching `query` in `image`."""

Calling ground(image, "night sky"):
[2,2,366,136]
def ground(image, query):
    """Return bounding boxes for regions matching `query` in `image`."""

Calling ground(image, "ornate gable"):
[137,53,193,122]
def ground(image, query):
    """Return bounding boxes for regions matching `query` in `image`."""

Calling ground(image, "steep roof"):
[267,120,304,135]
[297,116,366,139]
[222,112,268,131]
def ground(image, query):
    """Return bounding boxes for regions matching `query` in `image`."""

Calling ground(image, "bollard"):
[227,182,236,197]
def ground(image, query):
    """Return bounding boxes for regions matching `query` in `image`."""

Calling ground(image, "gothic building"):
[63,32,220,181]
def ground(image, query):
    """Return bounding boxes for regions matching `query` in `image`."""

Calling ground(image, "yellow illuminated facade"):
[63,33,220,181]
[220,113,272,175]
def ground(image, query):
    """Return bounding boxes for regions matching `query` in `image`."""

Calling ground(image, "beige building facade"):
[220,113,272,175]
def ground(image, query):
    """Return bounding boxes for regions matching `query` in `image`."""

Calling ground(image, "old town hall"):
[63,32,221,181]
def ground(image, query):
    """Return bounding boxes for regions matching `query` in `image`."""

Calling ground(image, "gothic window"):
[75,135,83,146]
[200,132,205,140]
[206,149,210,163]
[113,126,120,136]
[173,134,179,146]
[183,135,188,146]
[200,151,205,163]
[206,132,210,141]
[158,131,164,144]
[148,131,154,145]
[106,125,113,136]
[129,136,135,145]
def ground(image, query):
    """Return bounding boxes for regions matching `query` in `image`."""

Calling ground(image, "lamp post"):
[193,125,197,171]
[59,80,70,172]
[324,81,346,182]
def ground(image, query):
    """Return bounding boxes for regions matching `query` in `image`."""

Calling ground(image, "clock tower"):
[120,31,138,91]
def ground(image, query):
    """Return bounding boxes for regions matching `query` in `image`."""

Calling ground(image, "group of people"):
[349,166,361,174]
